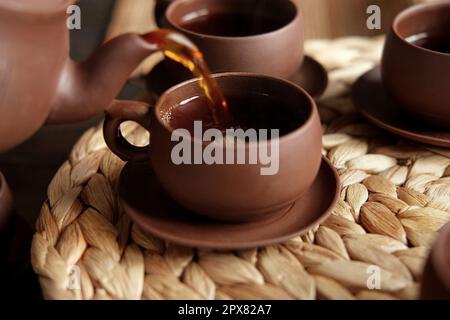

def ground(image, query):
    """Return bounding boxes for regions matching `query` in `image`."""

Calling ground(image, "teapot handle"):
[103,100,153,162]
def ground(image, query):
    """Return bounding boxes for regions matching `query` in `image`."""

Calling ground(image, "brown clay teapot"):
[0,0,159,152]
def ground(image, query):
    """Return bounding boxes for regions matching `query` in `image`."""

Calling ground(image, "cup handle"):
[103,100,153,162]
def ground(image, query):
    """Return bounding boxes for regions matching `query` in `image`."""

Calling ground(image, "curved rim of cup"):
[392,1,450,57]
[154,72,319,148]
[432,222,450,292]
[166,0,300,41]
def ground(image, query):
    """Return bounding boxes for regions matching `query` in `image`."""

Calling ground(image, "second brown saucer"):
[118,158,339,250]
[352,67,450,148]
[145,55,328,99]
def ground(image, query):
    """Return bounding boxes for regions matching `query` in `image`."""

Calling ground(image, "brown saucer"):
[118,158,339,250]
[352,67,450,148]
[145,55,328,99]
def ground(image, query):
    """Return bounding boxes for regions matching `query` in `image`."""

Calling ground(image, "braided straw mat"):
[31,36,450,300]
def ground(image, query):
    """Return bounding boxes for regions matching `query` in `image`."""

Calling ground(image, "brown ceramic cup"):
[104,73,322,222]
[164,0,304,79]
[381,1,450,128]
[421,222,450,300]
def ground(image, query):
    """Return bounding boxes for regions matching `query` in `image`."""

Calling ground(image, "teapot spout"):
[47,33,158,124]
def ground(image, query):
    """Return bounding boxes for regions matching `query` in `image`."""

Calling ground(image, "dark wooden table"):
[0,0,147,227]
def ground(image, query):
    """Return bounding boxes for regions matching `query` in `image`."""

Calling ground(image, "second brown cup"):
[104,73,322,223]
[164,0,304,79]
[382,1,450,128]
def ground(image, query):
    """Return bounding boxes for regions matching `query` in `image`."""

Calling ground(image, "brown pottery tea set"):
[104,0,339,249]
[0,0,449,299]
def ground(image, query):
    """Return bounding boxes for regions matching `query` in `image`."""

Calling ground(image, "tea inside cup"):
[171,0,296,37]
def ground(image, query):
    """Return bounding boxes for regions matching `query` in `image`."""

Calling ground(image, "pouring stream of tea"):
[142,30,232,128]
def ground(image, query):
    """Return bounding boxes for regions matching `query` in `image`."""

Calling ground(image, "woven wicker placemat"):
[31,37,450,300]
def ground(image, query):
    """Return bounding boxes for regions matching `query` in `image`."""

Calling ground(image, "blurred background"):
[0,0,432,225]
[108,0,433,76]
[293,0,431,38]
[108,0,431,39]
